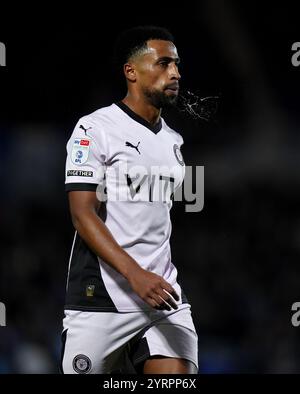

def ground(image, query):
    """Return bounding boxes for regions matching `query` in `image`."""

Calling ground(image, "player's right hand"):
[127,267,180,311]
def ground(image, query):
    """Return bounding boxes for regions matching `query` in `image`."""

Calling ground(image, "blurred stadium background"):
[1,1,300,373]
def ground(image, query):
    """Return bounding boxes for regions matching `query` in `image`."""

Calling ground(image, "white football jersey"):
[65,102,188,312]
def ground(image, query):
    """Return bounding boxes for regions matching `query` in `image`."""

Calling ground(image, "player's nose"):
[169,63,181,80]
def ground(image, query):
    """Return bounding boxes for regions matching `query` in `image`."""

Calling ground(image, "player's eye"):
[159,61,169,67]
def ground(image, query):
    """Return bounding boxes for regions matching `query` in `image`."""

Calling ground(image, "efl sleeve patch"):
[71,139,91,165]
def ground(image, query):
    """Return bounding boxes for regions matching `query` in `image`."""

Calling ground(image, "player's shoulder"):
[72,103,120,145]
[162,118,184,146]
[77,103,118,128]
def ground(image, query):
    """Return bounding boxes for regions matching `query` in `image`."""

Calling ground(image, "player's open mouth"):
[165,83,179,94]
[165,87,179,94]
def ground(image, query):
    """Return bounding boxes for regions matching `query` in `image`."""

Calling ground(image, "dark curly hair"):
[113,25,174,73]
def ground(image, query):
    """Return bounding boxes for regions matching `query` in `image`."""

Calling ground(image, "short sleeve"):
[65,116,108,192]
[177,132,184,148]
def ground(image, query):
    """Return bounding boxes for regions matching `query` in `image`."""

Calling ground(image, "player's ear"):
[123,63,136,82]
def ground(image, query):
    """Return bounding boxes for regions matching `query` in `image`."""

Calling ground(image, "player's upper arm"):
[68,190,100,225]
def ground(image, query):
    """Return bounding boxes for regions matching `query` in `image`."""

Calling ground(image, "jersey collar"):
[115,101,162,134]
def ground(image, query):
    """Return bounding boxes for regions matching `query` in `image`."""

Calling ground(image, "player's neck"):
[121,95,161,126]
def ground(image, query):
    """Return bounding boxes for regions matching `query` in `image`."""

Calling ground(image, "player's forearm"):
[71,210,142,280]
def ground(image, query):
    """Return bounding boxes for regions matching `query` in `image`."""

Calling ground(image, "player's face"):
[135,40,181,108]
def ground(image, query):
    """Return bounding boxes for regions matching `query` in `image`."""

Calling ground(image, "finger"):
[146,297,160,309]
[154,304,166,311]
[152,289,176,310]
[151,294,171,311]
[159,290,178,310]
[156,288,176,308]
[157,295,175,310]
[147,296,170,311]
[162,283,180,302]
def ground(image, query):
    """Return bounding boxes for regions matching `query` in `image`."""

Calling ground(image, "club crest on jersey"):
[71,138,90,165]
[72,354,92,374]
[173,144,184,166]
[86,284,95,297]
